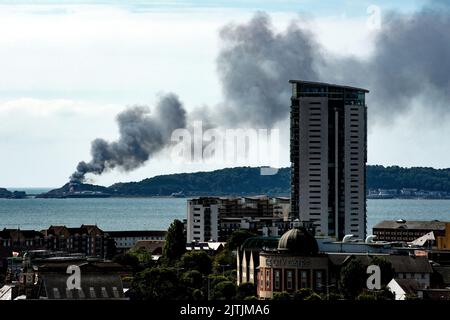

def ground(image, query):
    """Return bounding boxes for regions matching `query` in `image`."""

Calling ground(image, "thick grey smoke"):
[70,93,186,182]
[366,6,450,119]
[72,3,450,181]
[216,12,322,128]
[214,5,450,126]
[325,1,450,121]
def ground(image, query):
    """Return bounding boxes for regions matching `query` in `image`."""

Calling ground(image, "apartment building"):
[290,80,368,240]
[187,196,292,242]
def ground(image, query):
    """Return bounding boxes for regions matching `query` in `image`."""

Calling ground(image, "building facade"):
[187,197,220,242]
[106,230,167,253]
[290,80,368,240]
[187,196,292,242]
[373,220,450,250]
[244,227,329,299]
[0,225,116,259]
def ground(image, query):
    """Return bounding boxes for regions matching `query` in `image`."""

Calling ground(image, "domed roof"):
[277,227,318,255]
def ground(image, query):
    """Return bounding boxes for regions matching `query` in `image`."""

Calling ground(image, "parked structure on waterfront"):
[373,220,450,250]
[289,80,368,240]
[187,196,291,242]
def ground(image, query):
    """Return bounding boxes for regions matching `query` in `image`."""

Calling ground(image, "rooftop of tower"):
[289,80,369,93]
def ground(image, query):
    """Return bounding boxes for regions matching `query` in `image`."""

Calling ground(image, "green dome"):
[277,227,318,255]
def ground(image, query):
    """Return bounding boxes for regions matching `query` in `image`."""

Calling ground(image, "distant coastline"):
[2,165,450,199]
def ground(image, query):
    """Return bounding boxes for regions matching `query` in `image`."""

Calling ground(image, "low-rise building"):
[1,252,132,300]
[187,197,220,243]
[373,220,450,250]
[107,230,167,253]
[187,196,292,242]
[387,278,422,300]
[186,241,226,255]
[257,228,329,299]
[238,225,436,299]
[131,240,165,256]
[0,225,116,259]
[42,225,113,258]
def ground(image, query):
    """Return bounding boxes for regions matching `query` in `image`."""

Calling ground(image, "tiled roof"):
[41,273,125,300]
[392,278,422,294]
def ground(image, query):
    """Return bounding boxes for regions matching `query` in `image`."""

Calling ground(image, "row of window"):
[260,268,326,292]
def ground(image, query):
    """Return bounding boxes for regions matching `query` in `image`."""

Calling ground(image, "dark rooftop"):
[374,220,447,230]
[289,80,369,93]
[328,254,433,273]
[106,230,167,237]
[393,278,422,294]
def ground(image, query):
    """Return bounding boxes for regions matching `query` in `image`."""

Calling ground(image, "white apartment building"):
[187,198,220,242]
[290,80,368,240]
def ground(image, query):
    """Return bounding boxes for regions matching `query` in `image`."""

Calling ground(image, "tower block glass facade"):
[289,80,369,240]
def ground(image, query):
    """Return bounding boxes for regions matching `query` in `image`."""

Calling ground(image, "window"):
[260,271,265,290]
[274,270,281,290]
[315,270,324,291]
[286,270,293,290]
[266,270,271,290]
[300,270,308,288]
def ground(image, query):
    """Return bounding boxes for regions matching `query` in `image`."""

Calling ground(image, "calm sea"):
[0,195,449,234]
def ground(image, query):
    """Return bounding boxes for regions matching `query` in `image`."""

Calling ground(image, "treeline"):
[35,165,450,198]
[367,166,450,192]
[109,167,291,196]
[110,165,450,196]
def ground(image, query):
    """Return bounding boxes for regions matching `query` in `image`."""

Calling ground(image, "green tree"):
[405,293,420,300]
[272,291,291,300]
[163,219,186,263]
[356,291,377,301]
[304,292,322,301]
[327,292,344,301]
[370,256,395,286]
[293,288,314,300]
[192,289,205,301]
[131,248,154,266]
[181,270,204,289]
[213,249,235,272]
[212,281,237,300]
[356,288,394,301]
[113,252,140,271]
[208,274,230,288]
[179,250,212,275]
[226,230,257,251]
[236,282,256,300]
[131,267,187,300]
[339,258,367,299]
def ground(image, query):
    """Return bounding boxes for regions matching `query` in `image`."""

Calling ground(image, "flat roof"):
[374,220,447,230]
[289,80,369,93]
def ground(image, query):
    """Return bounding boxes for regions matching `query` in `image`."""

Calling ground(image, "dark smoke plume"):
[325,1,450,121]
[70,93,186,182]
[366,6,450,119]
[72,3,450,180]
[216,12,322,128]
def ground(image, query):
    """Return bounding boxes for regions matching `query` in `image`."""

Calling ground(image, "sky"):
[1,0,449,188]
